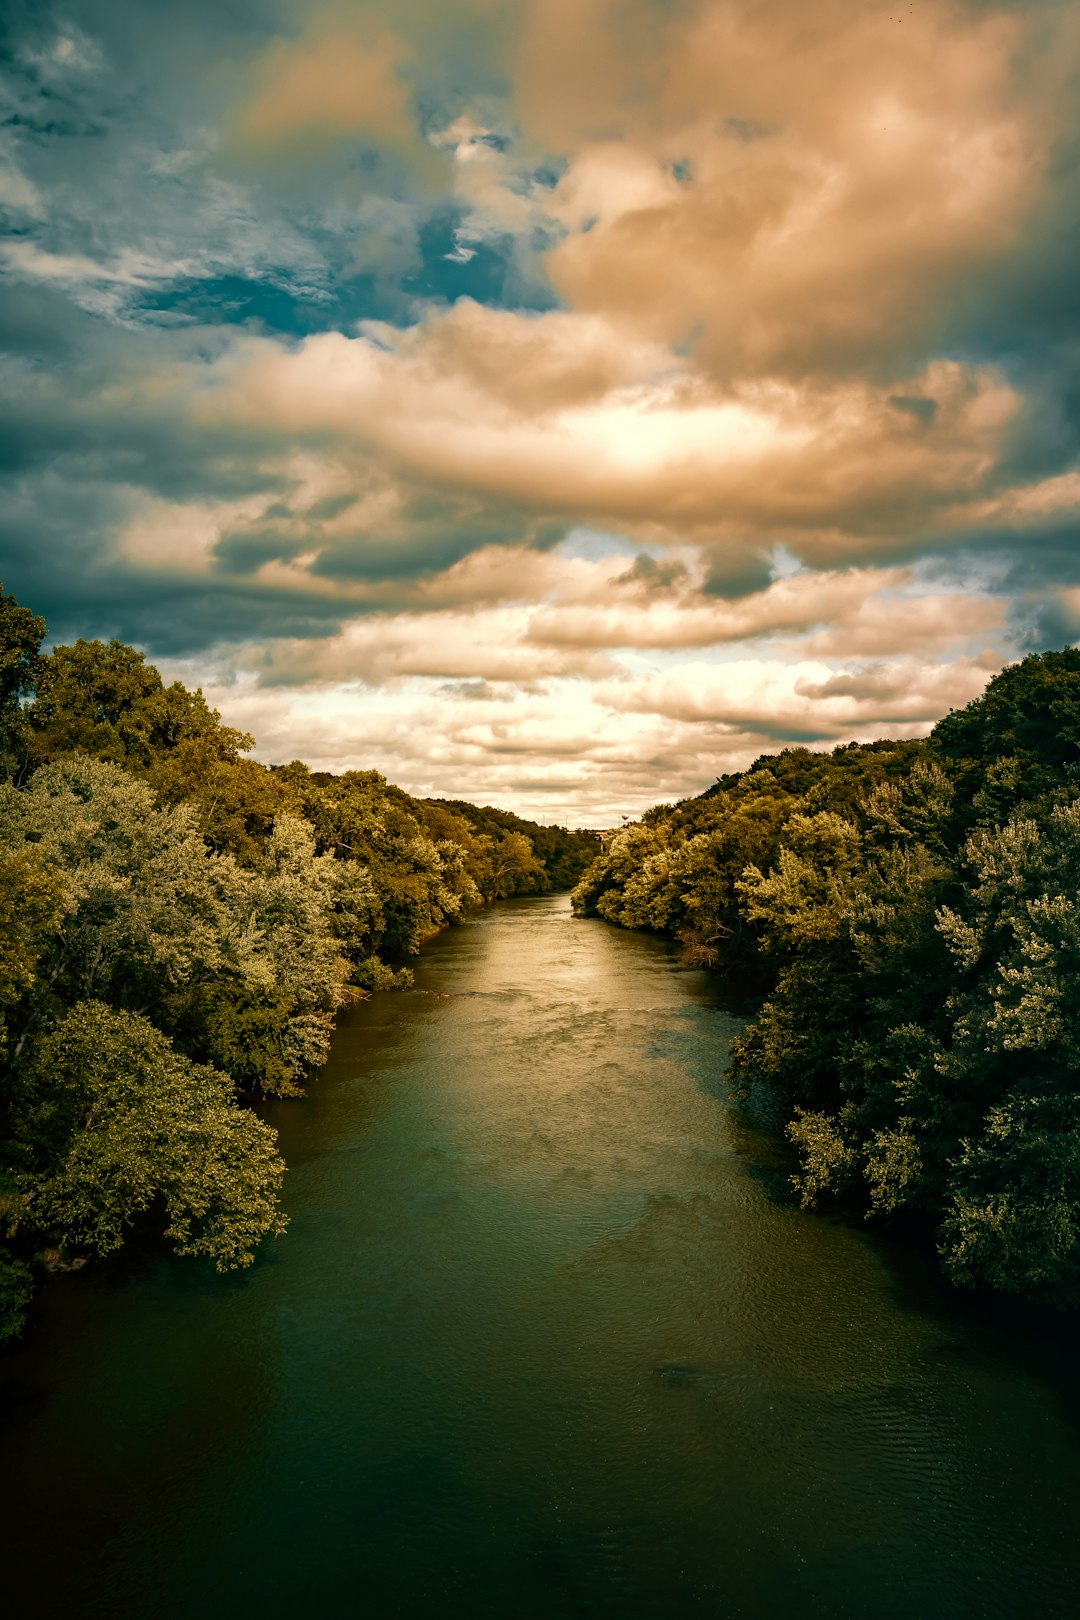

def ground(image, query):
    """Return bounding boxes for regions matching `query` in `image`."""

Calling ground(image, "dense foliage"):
[0,583,593,1343]
[573,651,1080,1307]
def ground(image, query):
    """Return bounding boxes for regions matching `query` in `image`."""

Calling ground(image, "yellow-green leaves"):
[22,1002,287,1271]
[739,812,862,952]
[0,844,68,1053]
[0,758,348,1096]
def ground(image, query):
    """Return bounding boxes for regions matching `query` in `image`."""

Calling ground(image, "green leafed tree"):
[932,648,1080,819]
[27,636,299,866]
[32,638,251,769]
[0,843,68,1059]
[929,802,1080,1300]
[15,1002,287,1270]
[0,755,346,1095]
[479,830,544,901]
[0,581,45,781]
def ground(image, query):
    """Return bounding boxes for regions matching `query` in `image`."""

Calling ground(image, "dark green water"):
[4,896,1080,1617]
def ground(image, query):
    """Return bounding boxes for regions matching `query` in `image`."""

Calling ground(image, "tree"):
[479,831,543,900]
[147,739,291,866]
[0,581,45,781]
[32,638,251,768]
[0,755,223,1038]
[183,813,349,1093]
[15,1002,287,1270]
[291,769,480,959]
[930,803,1080,1298]
[731,780,957,1217]
[0,844,67,1059]
[0,756,346,1095]
[0,1247,33,1346]
[932,648,1080,816]
[427,798,598,892]
[940,1090,1080,1304]
[572,823,665,922]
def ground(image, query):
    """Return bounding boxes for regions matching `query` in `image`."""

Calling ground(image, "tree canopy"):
[573,661,1080,1308]
[0,581,595,1344]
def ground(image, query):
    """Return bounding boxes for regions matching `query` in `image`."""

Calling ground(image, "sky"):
[1,0,1079,825]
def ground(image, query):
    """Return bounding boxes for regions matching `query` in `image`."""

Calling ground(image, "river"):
[3,895,1080,1617]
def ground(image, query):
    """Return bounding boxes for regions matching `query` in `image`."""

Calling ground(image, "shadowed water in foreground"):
[3,895,1080,1617]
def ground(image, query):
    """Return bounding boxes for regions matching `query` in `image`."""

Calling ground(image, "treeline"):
[0,584,596,1342]
[573,650,1080,1308]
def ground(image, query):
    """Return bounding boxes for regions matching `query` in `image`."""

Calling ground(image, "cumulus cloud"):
[245,607,618,686]
[223,13,431,177]
[596,653,999,739]
[525,567,1005,655]
[205,315,1024,565]
[2,0,1080,819]
[521,0,1071,378]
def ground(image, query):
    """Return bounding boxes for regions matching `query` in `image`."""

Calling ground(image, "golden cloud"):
[595,651,997,732]
[224,13,422,163]
[518,0,1073,379]
[204,312,1020,565]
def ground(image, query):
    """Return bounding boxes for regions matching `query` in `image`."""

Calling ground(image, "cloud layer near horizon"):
[2,0,1079,822]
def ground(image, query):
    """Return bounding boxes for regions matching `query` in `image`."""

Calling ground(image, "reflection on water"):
[3,896,1080,1618]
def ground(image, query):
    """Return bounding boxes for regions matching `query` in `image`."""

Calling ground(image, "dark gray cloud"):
[701,553,775,601]
[615,552,689,594]
[1022,596,1080,653]
[0,0,573,661]
[889,395,938,427]
[437,679,505,700]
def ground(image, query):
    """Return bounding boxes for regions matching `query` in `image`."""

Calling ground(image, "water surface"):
[4,896,1080,1617]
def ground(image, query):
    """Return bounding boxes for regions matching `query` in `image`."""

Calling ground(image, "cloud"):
[791,588,1005,661]
[205,313,1024,567]
[2,0,1080,821]
[521,0,1074,381]
[596,652,999,739]
[168,663,752,823]
[525,567,928,652]
[242,606,618,686]
[224,17,422,163]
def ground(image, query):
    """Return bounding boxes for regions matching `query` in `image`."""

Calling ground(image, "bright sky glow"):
[2,0,1079,823]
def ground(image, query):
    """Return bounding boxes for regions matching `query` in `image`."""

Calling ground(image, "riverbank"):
[5,897,1080,1618]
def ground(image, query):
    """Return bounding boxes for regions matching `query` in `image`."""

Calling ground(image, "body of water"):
[3,896,1079,1616]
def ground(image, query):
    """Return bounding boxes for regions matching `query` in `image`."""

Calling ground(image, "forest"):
[0,583,596,1343]
[572,648,1080,1308]
[8,563,1080,1337]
